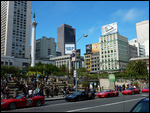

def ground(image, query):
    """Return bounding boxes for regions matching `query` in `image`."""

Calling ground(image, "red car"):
[122,88,140,95]
[96,89,119,98]
[1,95,45,110]
[141,87,149,93]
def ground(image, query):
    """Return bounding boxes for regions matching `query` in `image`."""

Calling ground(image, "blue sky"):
[31,1,149,56]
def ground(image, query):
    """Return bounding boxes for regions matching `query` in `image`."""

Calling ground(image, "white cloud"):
[111,8,147,22]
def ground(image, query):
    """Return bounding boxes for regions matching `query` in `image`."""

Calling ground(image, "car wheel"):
[35,100,41,107]
[9,103,16,110]
[78,97,82,101]
[107,94,110,97]
[132,92,134,95]
[116,93,119,96]
[92,95,95,99]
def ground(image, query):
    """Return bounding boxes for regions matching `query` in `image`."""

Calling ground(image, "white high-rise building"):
[1,1,31,58]
[129,38,147,57]
[99,33,129,72]
[136,20,149,57]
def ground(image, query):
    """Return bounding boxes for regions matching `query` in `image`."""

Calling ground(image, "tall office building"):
[136,20,149,43]
[99,33,129,72]
[36,36,56,59]
[129,38,145,57]
[84,43,100,73]
[1,1,31,58]
[57,24,76,56]
[136,20,149,57]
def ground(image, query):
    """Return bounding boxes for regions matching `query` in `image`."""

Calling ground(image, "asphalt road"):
[2,92,149,112]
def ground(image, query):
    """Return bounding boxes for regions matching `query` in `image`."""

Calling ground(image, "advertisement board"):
[76,49,80,60]
[86,44,92,53]
[109,74,116,82]
[92,43,100,53]
[65,44,75,54]
[101,22,117,36]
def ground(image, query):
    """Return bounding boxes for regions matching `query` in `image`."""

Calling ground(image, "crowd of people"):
[114,84,130,92]
[1,77,10,100]
[1,76,76,100]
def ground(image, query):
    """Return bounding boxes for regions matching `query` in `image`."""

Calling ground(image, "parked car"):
[130,97,149,112]
[1,94,45,110]
[141,87,149,93]
[96,89,119,98]
[122,88,140,95]
[65,91,95,102]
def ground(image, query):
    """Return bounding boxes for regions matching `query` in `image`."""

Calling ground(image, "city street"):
[2,92,149,112]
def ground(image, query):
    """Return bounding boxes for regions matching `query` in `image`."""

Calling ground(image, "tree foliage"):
[1,65,21,77]
[126,60,148,76]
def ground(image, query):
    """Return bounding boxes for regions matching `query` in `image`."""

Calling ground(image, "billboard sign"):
[109,74,116,82]
[65,44,75,54]
[76,49,80,60]
[92,43,99,53]
[101,22,117,36]
[86,44,92,53]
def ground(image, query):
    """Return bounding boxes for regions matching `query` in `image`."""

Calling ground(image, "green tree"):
[59,64,67,76]
[35,61,44,75]
[126,60,148,77]
[77,67,87,77]
[1,66,8,77]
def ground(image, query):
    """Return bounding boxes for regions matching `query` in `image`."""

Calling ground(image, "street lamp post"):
[75,34,88,92]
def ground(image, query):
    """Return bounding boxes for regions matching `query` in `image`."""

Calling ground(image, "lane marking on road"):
[66,97,144,112]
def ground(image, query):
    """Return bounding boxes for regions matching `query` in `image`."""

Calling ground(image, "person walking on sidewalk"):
[50,86,54,98]
[55,85,59,97]
[46,86,50,98]
[39,84,44,96]
[22,85,28,97]
[28,86,33,98]
[4,86,10,99]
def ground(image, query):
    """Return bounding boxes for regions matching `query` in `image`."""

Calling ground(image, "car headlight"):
[1,102,6,104]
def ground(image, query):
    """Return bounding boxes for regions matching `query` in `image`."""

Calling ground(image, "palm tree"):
[126,60,148,77]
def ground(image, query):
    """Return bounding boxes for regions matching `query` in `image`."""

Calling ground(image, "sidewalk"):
[44,95,65,101]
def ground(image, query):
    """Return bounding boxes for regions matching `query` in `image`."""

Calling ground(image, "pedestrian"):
[4,86,10,99]
[33,87,37,96]
[22,85,28,97]
[119,85,122,92]
[19,81,24,91]
[39,84,44,96]
[86,86,89,91]
[50,86,54,97]
[66,88,69,95]
[35,86,40,96]
[46,86,50,98]
[28,86,34,98]
[116,85,118,91]
[127,84,129,89]
[54,85,59,96]
[1,92,5,100]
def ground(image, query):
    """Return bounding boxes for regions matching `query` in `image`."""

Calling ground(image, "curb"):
[45,97,65,101]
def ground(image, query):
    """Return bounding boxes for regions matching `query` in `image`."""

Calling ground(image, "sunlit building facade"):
[99,33,129,72]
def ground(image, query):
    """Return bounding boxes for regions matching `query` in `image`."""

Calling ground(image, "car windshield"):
[102,90,110,92]
[131,100,149,112]
[16,95,25,99]
[126,88,134,90]
[144,87,149,89]
[72,91,82,96]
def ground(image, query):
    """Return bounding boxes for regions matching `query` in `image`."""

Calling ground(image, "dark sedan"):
[65,91,95,102]
[130,97,149,112]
